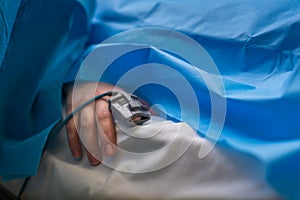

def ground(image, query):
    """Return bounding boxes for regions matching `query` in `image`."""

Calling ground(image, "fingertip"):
[86,150,101,166]
[72,149,82,159]
[104,143,115,156]
[89,156,101,166]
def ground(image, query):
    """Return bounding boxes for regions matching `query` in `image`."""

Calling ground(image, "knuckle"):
[66,103,74,114]
[66,101,73,109]
[95,88,103,95]
[96,110,112,121]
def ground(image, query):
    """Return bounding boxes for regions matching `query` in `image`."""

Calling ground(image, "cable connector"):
[109,91,150,126]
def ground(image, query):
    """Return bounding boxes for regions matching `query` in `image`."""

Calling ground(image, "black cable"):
[17,91,117,200]
[52,91,116,136]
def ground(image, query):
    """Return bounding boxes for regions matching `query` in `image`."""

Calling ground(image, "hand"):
[65,82,121,165]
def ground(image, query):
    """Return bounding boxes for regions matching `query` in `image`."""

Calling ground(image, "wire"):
[17,91,117,200]
[53,91,116,136]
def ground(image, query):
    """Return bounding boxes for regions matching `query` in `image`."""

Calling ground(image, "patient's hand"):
[65,82,121,165]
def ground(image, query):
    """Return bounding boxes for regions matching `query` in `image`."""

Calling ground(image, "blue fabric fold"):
[0,0,22,67]
[1,0,300,199]
[72,1,300,199]
[0,0,95,180]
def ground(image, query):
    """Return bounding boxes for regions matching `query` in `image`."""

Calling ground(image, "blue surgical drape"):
[0,0,95,180]
[1,0,300,199]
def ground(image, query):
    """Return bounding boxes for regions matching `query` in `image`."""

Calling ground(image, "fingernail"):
[105,144,115,156]
[89,157,100,166]
[73,150,81,158]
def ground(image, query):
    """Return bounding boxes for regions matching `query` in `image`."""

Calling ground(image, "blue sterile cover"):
[0,0,95,180]
[77,1,300,199]
[1,0,300,199]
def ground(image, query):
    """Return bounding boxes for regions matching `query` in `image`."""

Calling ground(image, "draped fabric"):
[80,1,299,199]
[0,0,95,180]
[1,0,300,199]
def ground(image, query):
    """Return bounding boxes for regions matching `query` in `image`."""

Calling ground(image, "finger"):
[96,99,116,156]
[85,147,101,166]
[79,103,102,164]
[66,102,82,158]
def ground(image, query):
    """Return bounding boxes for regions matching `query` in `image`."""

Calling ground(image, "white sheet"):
[2,117,280,199]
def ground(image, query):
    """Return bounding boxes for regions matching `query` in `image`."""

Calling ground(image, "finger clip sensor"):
[109,91,150,126]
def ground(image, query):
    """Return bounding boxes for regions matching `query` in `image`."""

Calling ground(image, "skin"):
[65,82,122,165]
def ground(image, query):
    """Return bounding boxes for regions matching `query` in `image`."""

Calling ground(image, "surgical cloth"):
[1,0,300,199]
[0,0,95,179]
